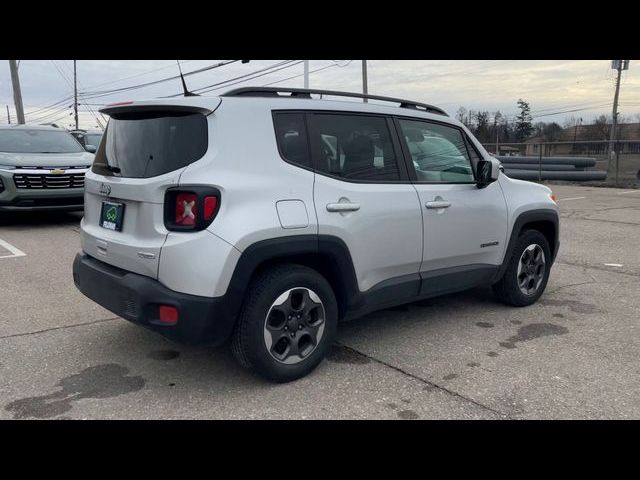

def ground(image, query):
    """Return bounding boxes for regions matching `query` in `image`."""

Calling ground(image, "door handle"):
[425,201,451,209]
[326,202,360,212]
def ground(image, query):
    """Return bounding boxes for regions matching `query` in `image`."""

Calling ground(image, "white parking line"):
[617,190,640,195]
[0,237,26,259]
[558,196,586,202]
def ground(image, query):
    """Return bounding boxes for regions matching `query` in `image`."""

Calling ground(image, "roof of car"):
[0,124,66,131]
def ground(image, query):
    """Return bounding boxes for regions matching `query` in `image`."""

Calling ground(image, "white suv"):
[73,87,560,382]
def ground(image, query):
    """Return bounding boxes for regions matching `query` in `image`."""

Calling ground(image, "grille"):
[13,172,85,189]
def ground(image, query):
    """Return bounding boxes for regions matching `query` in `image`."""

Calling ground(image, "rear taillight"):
[164,187,221,231]
[204,196,218,221]
[175,193,198,226]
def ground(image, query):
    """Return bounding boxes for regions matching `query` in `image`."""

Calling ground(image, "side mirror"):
[85,144,97,153]
[476,157,501,188]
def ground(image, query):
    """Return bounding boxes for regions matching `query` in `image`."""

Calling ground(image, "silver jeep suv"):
[73,87,560,382]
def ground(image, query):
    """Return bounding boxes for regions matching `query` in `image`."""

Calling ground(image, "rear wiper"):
[104,164,121,174]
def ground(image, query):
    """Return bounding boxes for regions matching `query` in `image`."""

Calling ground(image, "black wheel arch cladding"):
[492,208,559,283]
[224,234,360,324]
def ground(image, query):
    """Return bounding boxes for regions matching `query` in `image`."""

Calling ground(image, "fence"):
[480,140,640,187]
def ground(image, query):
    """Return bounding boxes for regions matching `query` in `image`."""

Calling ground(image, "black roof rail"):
[221,87,448,116]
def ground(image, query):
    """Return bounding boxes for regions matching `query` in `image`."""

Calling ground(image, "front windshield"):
[84,134,103,148]
[0,129,85,154]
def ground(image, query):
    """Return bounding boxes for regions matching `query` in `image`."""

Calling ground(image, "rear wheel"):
[493,230,551,307]
[231,264,338,382]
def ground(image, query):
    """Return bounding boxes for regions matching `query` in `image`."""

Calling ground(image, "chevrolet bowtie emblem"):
[51,168,65,175]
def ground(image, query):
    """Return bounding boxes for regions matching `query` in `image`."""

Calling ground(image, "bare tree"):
[563,116,578,129]
[456,107,467,124]
[592,115,611,140]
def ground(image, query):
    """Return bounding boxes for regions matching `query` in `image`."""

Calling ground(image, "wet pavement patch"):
[499,323,569,349]
[541,298,601,314]
[326,344,371,364]
[475,322,494,328]
[147,350,180,361]
[397,409,420,420]
[5,364,145,419]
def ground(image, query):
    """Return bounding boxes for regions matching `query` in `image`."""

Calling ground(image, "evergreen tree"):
[514,99,533,141]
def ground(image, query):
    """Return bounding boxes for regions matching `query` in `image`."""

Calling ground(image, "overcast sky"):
[0,60,638,129]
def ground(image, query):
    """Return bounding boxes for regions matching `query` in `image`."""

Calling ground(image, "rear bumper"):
[72,253,236,345]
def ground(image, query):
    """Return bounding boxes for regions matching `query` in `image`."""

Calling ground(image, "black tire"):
[231,264,338,383]
[492,229,552,307]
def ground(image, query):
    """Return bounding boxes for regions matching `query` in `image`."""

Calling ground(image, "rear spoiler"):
[100,98,221,117]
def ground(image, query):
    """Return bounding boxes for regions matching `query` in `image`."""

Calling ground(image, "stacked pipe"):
[495,156,607,182]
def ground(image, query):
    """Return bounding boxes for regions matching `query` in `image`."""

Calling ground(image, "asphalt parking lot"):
[1,184,639,419]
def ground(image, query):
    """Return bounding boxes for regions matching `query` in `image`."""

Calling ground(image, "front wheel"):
[492,230,552,307]
[231,264,338,382]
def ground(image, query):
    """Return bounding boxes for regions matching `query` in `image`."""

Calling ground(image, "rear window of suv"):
[93,110,207,178]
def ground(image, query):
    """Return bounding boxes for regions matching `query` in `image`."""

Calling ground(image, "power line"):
[81,60,195,90]
[79,60,241,98]
[59,60,105,129]
[22,96,74,116]
[532,103,613,119]
[531,101,612,114]
[26,106,70,124]
[193,61,302,95]
[263,62,343,86]
[49,60,100,128]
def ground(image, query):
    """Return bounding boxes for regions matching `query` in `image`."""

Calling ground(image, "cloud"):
[1,60,638,129]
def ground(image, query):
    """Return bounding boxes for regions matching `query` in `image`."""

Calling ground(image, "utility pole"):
[6,105,10,124]
[73,60,79,130]
[8,60,25,124]
[303,60,309,89]
[608,60,629,181]
[362,60,368,103]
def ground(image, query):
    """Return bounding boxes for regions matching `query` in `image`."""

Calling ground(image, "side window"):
[309,113,401,181]
[273,112,311,169]
[398,119,475,183]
